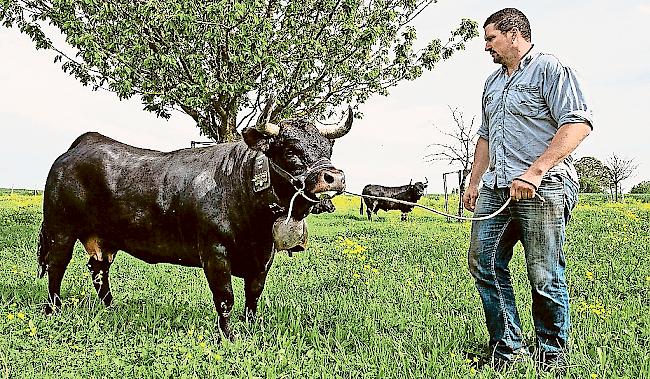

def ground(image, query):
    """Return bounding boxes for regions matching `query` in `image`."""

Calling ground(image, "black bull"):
[37,109,353,339]
[360,180,428,221]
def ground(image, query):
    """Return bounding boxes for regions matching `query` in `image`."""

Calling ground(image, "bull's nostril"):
[324,173,335,184]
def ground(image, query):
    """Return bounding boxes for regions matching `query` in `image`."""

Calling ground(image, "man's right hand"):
[463,185,480,212]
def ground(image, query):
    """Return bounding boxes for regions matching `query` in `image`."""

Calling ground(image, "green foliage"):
[579,176,606,194]
[575,156,609,193]
[1,193,649,377]
[630,180,650,194]
[1,0,478,141]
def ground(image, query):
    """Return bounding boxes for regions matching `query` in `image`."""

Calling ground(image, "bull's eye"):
[284,151,305,171]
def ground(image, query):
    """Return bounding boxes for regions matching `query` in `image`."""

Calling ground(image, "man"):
[462,8,592,370]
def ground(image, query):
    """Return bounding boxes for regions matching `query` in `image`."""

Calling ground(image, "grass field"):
[0,192,649,378]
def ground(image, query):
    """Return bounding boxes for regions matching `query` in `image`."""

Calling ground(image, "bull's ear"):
[242,127,272,152]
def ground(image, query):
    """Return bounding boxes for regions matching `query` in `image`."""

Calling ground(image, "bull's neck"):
[248,150,311,221]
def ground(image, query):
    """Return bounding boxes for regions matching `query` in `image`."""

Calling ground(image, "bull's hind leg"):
[82,236,116,307]
[401,211,408,221]
[38,226,75,314]
[367,201,376,220]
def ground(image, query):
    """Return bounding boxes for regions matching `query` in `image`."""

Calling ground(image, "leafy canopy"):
[1,0,478,141]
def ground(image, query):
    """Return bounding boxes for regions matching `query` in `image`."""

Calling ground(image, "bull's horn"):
[255,96,280,136]
[256,122,280,136]
[317,107,353,139]
[424,177,429,185]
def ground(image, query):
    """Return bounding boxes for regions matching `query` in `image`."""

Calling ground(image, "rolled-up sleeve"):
[478,84,490,139]
[543,62,594,129]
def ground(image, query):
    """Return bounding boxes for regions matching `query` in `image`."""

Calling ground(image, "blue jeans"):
[468,177,578,361]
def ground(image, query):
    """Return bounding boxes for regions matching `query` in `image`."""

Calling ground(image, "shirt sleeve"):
[542,60,594,129]
[477,82,490,139]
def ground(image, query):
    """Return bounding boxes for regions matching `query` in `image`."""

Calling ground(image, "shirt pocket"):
[484,91,499,115]
[508,84,544,117]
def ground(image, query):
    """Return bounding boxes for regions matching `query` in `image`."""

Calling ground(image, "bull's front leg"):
[201,244,235,340]
[243,267,272,322]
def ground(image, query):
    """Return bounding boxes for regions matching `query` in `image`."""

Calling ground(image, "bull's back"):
[362,184,408,210]
[42,133,232,262]
[44,132,167,220]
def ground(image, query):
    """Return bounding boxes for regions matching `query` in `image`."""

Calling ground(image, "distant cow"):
[360,179,428,221]
[38,102,353,340]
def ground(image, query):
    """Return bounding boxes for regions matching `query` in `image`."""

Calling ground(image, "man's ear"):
[242,127,272,152]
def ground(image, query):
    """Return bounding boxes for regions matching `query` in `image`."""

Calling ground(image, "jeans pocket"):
[562,177,579,223]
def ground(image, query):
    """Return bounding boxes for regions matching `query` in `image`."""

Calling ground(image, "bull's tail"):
[36,225,48,278]
[359,197,364,215]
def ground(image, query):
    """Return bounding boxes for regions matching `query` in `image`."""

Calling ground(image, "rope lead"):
[344,191,545,221]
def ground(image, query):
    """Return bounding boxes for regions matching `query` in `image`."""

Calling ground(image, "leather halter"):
[268,157,335,204]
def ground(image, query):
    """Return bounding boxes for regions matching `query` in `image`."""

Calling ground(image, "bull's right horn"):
[317,107,353,139]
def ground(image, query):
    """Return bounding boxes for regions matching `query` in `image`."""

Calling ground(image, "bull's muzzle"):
[312,168,345,195]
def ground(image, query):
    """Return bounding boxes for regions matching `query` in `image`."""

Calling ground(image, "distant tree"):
[575,156,609,193]
[604,153,638,202]
[1,0,479,142]
[425,106,477,219]
[630,181,650,194]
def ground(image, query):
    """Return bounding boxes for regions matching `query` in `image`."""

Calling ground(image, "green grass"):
[1,193,649,378]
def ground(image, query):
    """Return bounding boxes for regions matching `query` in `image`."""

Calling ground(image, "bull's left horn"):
[255,96,280,136]
[256,122,280,136]
[317,107,353,139]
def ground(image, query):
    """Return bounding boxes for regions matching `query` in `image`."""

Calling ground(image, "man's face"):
[484,23,514,66]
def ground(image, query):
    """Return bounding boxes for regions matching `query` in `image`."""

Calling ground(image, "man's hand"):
[510,172,542,201]
[463,185,480,212]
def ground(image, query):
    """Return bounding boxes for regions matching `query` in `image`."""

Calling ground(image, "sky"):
[1,0,649,194]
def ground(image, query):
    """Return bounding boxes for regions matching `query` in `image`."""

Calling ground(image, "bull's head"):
[242,99,352,217]
[410,177,429,198]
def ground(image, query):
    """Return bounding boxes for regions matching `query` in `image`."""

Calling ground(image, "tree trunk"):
[181,105,241,143]
[457,170,464,222]
[457,169,470,222]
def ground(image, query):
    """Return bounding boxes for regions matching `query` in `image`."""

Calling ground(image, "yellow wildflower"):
[17,312,25,320]
[28,320,37,336]
[7,313,14,320]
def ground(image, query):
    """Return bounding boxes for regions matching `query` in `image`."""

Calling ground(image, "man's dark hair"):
[484,8,531,42]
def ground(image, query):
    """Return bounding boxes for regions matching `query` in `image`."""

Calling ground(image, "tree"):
[630,180,650,194]
[604,153,638,202]
[425,106,477,219]
[1,0,479,142]
[575,156,608,193]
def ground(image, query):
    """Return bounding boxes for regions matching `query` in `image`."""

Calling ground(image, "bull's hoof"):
[101,294,113,307]
[43,304,58,315]
[239,309,257,323]
[220,329,238,342]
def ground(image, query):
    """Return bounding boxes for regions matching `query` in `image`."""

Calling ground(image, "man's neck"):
[505,43,533,76]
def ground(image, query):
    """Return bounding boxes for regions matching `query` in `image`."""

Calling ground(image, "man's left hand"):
[510,173,542,201]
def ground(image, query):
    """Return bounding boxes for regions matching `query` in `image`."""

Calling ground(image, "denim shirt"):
[477,47,594,189]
